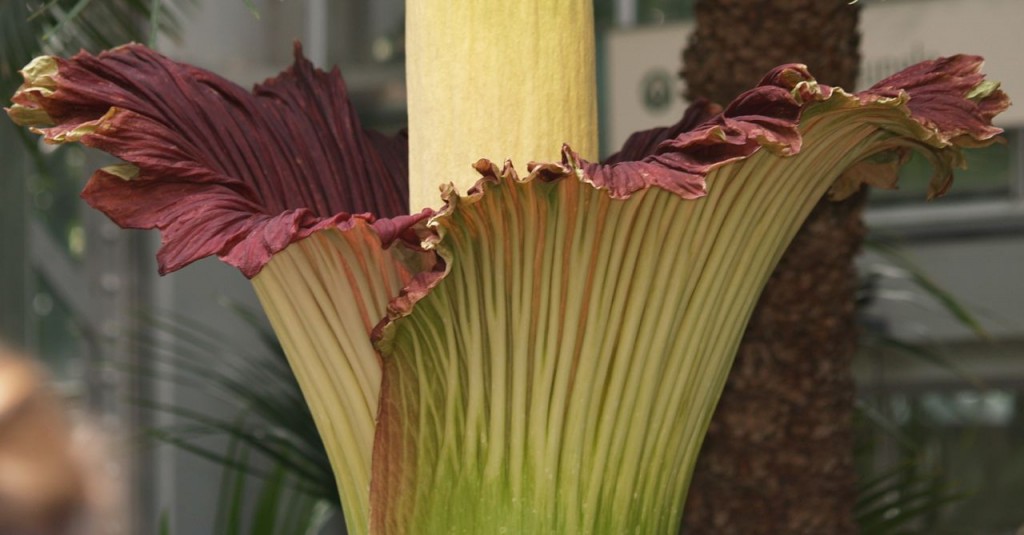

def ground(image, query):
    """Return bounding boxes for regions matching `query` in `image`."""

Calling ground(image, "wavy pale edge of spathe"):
[370,67,819,341]
[366,57,1007,534]
[7,43,411,278]
[375,54,1008,345]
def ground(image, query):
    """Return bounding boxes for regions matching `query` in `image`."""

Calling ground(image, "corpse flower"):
[7,1,1008,533]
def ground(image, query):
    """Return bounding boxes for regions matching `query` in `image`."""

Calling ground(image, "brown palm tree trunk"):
[679,2,864,534]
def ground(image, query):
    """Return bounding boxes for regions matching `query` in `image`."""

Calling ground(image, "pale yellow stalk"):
[406,0,599,211]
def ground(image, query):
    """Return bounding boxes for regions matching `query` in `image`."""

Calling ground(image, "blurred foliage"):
[853,241,999,533]
[1,0,194,97]
[137,306,339,533]
[1,0,196,377]
[854,398,967,534]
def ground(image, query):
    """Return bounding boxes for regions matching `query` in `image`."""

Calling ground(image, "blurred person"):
[0,346,115,535]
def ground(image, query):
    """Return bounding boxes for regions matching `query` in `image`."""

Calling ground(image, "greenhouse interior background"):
[0,0,1021,533]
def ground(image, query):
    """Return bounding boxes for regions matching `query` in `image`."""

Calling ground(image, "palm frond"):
[855,461,966,534]
[854,240,981,532]
[864,239,989,339]
[132,309,337,502]
[860,333,987,390]
[32,0,195,52]
[1,0,197,96]
[212,430,332,535]
[1,1,43,96]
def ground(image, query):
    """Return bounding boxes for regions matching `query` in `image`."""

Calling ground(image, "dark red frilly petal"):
[9,43,416,277]
[554,64,813,200]
[864,54,1009,144]
[581,56,1007,201]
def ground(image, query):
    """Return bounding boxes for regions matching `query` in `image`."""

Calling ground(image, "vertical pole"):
[405,0,599,211]
[615,0,637,27]
[305,0,329,68]
[0,120,29,349]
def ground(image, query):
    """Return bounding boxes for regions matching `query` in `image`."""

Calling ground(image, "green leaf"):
[41,0,96,43]
[856,464,965,534]
[241,0,261,19]
[133,305,340,508]
[867,334,986,390]
[214,296,286,359]
[159,510,171,535]
[251,464,287,535]
[214,428,249,535]
[141,402,325,487]
[148,0,162,47]
[866,239,989,339]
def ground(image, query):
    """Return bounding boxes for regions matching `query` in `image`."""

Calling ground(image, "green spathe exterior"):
[368,73,1006,533]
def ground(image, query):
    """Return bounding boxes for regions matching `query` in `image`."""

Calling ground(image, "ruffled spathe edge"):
[7,46,1007,301]
[8,43,413,278]
[373,55,1008,350]
[373,64,828,345]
